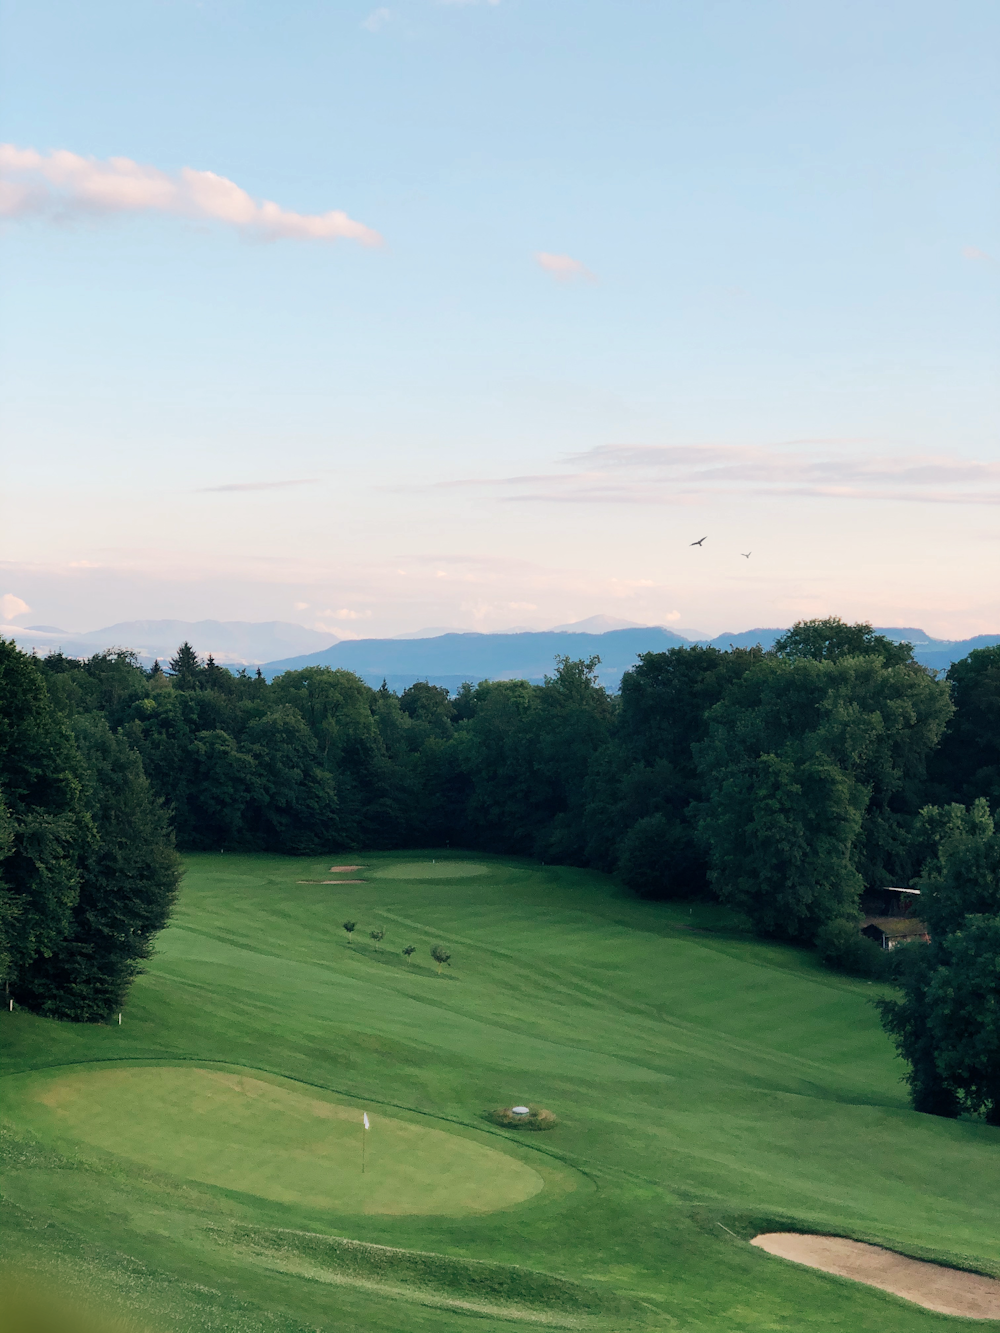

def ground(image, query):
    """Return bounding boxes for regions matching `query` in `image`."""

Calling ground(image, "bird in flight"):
[690,536,708,546]
[741,551,751,559]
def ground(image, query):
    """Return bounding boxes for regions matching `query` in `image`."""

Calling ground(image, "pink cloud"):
[430,442,1000,508]
[0,144,382,245]
[534,251,596,282]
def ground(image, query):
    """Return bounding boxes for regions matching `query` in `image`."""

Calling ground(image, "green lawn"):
[3,852,1000,1333]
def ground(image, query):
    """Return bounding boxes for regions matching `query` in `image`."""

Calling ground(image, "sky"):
[1,0,997,641]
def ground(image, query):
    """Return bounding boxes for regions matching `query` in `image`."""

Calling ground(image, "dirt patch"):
[751,1233,1000,1319]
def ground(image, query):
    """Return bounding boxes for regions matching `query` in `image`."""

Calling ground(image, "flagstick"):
[362,1123,366,1175]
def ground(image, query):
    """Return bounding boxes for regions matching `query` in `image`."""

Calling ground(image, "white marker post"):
[362,1111,369,1174]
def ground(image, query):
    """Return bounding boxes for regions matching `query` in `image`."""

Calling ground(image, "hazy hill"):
[262,624,1000,690]
[3,619,335,666]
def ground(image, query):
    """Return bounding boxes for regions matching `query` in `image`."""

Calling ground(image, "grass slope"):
[3,852,1000,1333]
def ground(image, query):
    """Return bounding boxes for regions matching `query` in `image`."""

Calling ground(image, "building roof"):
[863,916,927,939]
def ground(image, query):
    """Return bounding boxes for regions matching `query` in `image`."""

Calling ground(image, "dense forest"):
[2,618,999,1119]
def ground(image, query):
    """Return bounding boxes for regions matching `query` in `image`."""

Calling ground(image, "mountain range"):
[3,616,996,692]
[260,624,1000,691]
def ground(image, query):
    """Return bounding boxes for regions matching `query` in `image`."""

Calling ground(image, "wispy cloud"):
[962,245,995,264]
[0,145,382,245]
[196,479,320,493]
[534,252,596,283]
[431,442,1000,508]
[362,8,391,31]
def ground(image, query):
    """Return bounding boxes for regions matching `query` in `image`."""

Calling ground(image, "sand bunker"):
[297,880,366,884]
[330,865,364,872]
[752,1233,1000,1319]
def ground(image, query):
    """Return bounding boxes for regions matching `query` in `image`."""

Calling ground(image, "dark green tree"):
[169,642,204,691]
[695,643,951,941]
[17,715,182,1021]
[402,944,416,961]
[0,638,91,994]
[927,646,1000,811]
[430,943,451,974]
[774,617,914,666]
[878,800,1000,1119]
[343,920,356,942]
[369,928,385,951]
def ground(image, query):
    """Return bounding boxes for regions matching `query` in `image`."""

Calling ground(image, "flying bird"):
[741,551,751,559]
[690,536,707,546]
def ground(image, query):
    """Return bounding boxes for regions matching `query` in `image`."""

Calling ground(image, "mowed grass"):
[2,851,1000,1333]
[11,1066,544,1214]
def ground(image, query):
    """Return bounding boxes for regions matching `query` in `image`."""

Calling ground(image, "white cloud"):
[362,8,391,31]
[293,601,310,610]
[0,145,382,245]
[0,593,30,620]
[534,251,596,283]
[962,246,994,263]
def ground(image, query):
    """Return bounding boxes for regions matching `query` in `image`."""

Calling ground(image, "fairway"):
[3,850,1000,1333]
[374,860,491,878]
[14,1066,544,1214]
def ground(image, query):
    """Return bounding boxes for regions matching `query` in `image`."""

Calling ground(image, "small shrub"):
[617,813,708,901]
[814,918,892,980]
[485,1105,558,1131]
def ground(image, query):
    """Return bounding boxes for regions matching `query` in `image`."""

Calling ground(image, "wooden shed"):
[861,917,929,950]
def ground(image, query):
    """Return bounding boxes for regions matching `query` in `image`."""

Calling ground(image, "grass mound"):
[486,1106,558,1131]
[225,1225,641,1325]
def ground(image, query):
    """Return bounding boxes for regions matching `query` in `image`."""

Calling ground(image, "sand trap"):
[330,865,364,872]
[751,1233,1000,1319]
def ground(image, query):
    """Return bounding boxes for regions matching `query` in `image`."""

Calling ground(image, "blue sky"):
[1,0,997,639]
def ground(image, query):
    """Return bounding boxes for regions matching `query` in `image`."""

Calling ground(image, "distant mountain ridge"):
[2,616,996,689]
[259,624,1000,690]
[1,619,335,666]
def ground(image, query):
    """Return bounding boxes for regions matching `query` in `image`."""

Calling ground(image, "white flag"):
[363,1112,370,1130]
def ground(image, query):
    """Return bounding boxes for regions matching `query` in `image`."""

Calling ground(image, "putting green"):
[20,1066,544,1215]
[375,861,491,879]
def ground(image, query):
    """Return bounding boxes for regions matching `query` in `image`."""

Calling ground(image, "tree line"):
[1,618,998,1121]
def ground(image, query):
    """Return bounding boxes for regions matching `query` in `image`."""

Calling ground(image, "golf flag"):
[363,1112,370,1130]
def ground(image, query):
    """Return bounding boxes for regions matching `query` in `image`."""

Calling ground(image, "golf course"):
[3,852,1000,1332]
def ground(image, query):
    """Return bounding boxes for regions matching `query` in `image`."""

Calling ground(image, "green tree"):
[581,645,761,891]
[878,801,1000,1119]
[402,944,416,961]
[17,715,182,1021]
[695,642,951,941]
[430,943,451,974]
[342,920,356,942]
[774,617,914,666]
[369,928,385,951]
[0,638,91,995]
[927,646,1000,811]
[168,642,204,691]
